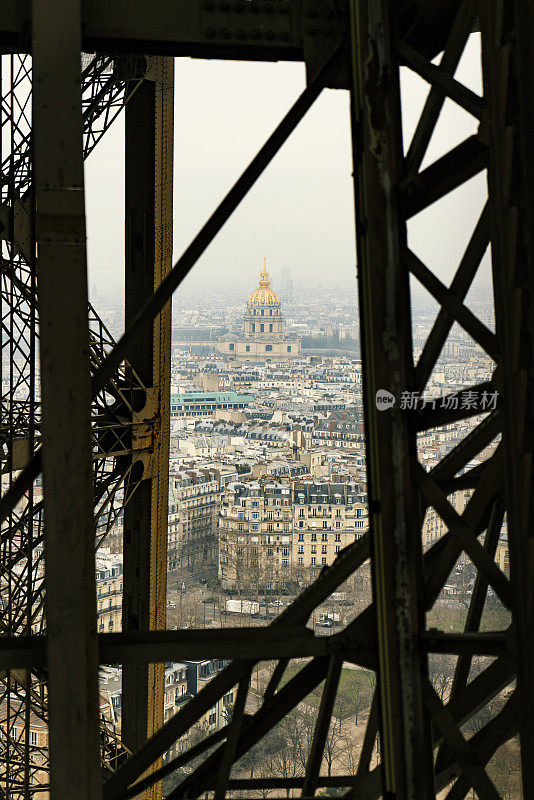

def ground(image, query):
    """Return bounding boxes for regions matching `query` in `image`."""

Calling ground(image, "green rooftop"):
[171,392,254,405]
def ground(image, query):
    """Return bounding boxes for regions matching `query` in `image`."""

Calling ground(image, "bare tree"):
[323,717,346,777]
[335,670,374,725]
[429,653,457,702]
[280,707,315,775]
[340,737,360,775]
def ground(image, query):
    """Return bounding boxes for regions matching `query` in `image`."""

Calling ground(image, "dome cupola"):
[248,260,280,307]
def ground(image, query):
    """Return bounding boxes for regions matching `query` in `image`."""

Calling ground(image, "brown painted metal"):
[122,56,174,800]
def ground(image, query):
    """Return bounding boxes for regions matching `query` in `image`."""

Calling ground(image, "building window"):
[322,533,328,541]
[311,545,317,554]
[298,557,304,566]
[266,345,272,352]
[298,533,304,541]
[287,346,291,352]
[282,559,288,566]
[335,545,341,553]
[322,545,327,554]
[323,521,327,529]
[298,545,304,554]
[246,345,250,352]
[335,534,341,542]
[30,730,38,746]
[223,691,234,705]
[311,557,316,566]
[260,323,265,332]
[322,557,327,565]
[311,533,317,542]
[252,323,255,331]
[269,324,273,332]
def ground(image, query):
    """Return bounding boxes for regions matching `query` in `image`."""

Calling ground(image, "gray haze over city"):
[85,34,490,309]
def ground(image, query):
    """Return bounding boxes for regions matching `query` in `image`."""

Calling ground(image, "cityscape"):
[0,258,517,797]
[60,264,513,795]
[1,7,531,799]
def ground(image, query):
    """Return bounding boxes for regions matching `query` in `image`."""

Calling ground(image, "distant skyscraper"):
[280,267,291,288]
[286,279,294,303]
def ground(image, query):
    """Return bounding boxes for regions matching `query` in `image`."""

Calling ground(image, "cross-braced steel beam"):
[1,1,534,798]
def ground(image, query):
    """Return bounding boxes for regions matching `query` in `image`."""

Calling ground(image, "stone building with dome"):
[216,262,301,362]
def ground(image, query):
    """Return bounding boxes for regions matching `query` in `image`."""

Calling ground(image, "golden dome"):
[248,260,280,306]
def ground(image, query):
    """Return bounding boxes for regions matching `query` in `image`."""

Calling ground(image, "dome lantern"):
[248,260,280,307]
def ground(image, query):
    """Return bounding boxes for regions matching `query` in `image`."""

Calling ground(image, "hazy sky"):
[85,34,488,302]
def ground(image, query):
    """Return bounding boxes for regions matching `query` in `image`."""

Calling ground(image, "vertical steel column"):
[122,56,173,795]
[348,1,434,798]
[482,2,534,795]
[31,1,102,798]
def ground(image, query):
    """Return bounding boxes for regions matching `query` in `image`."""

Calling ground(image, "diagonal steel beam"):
[396,38,484,119]
[301,656,343,798]
[405,0,478,175]
[413,460,513,609]
[403,245,499,361]
[415,202,491,392]
[423,679,501,800]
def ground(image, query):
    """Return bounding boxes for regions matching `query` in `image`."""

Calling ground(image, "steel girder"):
[0,49,147,797]
[0,0,533,799]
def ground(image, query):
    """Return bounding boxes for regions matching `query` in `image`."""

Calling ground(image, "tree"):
[340,738,360,775]
[429,653,456,702]
[279,708,314,775]
[323,717,346,776]
[237,740,264,779]
[334,669,374,725]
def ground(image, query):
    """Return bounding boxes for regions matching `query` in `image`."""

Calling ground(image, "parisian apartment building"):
[96,551,123,634]
[163,660,234,762]
[218,479,368,592]
[167,467,221,580]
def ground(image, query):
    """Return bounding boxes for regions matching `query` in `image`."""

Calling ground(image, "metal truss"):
[0,0,533,799]
[0,48,146,794]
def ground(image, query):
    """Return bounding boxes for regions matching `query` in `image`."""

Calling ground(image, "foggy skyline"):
[85,34,489,302]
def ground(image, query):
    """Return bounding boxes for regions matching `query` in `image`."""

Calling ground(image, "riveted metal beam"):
[121,58,173,800]
[348,0,435,796]
[482,1,534,794]
[31,0,101,796]
[0,0,304,60]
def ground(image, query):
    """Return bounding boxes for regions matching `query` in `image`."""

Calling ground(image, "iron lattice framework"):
[0,51,146,792]
[0,1,533,799]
